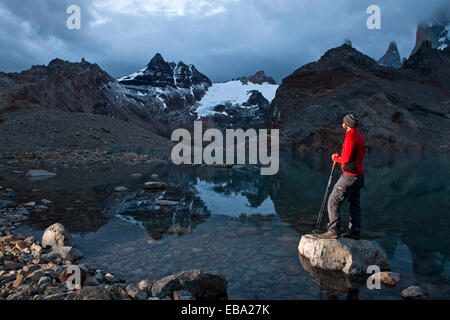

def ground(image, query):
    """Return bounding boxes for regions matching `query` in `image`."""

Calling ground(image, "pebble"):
[114,186,128,192]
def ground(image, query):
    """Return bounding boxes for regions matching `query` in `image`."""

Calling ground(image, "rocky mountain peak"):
[147,53,166,67]
[236,70,276,85]
[403,40,447,77]
[317,44,379,70]
[118,53,211,92]
[248,71,276,85]
[412,21,450,55]
[378,41,402,68]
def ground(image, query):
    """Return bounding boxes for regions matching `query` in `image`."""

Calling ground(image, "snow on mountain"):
[116,67,146,82]
[438,23,450,50]
[195,80,278,118]
[412,21,450,55]
[117,53,212,111]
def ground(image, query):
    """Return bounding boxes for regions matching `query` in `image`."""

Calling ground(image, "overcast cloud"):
[0,0,449,83]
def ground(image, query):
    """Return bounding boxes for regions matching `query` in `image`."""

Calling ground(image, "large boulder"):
[150,270,228,300]
[298,234,389,276]
[41,223,75,248]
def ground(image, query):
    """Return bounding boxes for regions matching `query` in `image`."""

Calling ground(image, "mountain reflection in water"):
[9,152,450,299]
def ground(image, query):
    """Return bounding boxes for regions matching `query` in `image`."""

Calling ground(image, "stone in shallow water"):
[368,271,401,287]
[401,286,426,299]
[150,270,228,299]
[155,199,178,206]
[298,234,389,276]
[47,246,83,261]
[26,170,56,178]
[41,223,76,248]
[24,202,36,207]
[114,186,128,192]
[144,182,167,189]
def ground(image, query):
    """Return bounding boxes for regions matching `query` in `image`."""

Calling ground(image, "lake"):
[7,152,450,299]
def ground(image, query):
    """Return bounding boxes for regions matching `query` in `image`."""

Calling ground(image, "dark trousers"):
[327,173,364,234]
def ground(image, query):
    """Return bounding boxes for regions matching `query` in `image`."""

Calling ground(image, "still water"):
[8,152,450,299]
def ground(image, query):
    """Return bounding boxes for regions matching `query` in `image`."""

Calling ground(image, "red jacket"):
[332,128,365,176]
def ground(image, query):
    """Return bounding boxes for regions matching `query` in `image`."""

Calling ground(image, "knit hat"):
[343,114,359,128]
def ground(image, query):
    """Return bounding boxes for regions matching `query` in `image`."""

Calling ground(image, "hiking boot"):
[319,230,339,239]
[341,231,360,240]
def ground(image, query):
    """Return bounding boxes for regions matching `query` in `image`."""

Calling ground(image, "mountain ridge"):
[269,41,450,152]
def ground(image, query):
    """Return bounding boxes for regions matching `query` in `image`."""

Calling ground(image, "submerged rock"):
[150,270,228,300]
[26,170,56,178]
[144,182,168,190]
[155,199,178,206]
[368,271,401,287]
[47,246,83,261]
[401,286,426,299]
[41,223,76,248]
[298,234,389,276]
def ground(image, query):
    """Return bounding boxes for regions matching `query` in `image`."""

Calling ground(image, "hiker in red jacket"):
[320,114,366,240]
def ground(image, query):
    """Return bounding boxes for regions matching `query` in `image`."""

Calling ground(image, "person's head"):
[342,114,359,131]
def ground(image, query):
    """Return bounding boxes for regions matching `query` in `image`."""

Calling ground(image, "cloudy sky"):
[0,0,449,83]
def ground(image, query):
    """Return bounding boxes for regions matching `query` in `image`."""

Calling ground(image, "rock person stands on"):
[321,114,366,240]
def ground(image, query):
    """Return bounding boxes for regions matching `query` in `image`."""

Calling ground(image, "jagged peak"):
[378,41,402,68]
[387,41,399,51]
[402,40,445,74]
[147,53,167,67]
[235,70,276,85]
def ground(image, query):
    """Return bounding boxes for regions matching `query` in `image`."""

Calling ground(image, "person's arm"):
[333,135,355,164]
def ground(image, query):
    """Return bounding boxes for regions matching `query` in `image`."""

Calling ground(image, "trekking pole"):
[313,161,336,234]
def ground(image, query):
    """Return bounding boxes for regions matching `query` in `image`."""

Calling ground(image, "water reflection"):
[5,152,450,299]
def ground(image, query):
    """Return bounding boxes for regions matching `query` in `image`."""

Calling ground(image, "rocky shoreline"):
[0,223,228,300]
[0,171,228,300]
